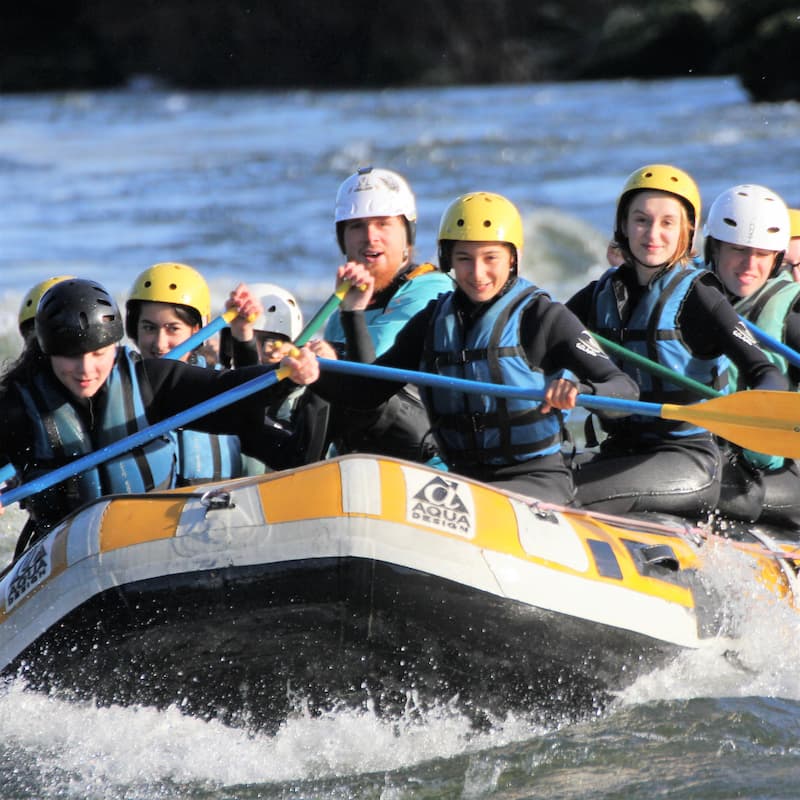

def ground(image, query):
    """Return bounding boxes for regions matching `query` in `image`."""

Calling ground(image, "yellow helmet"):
[18,275,76,337]
[126,262,211,339]
[437,192,524,272]
[615,164,701,237]
[789,208,800,239]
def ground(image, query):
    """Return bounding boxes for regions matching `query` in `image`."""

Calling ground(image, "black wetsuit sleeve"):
[522,296,640,412]
[679,276,788,391]
[140,358,286,435]
[231,337,260,367]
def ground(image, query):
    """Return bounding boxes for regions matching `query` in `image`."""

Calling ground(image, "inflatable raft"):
[0,455,797,730]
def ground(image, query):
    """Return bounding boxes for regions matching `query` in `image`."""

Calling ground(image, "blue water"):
[2,76,800,798]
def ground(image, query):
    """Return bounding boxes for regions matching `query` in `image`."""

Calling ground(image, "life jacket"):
[729,273,800,472]
[15,346,177,527]
[731,272,800,390]
[590,266,729,439]
[325,262,452,356]
[420,279,563,470]
[174,356,244,485]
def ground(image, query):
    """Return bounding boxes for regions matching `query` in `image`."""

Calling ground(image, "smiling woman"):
[565,165,791,521]
[311,190,639,505]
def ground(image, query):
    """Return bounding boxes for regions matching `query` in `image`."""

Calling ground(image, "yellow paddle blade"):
[661,390,800,457]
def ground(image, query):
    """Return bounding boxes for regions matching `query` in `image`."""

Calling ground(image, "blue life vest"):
[175,357,244,485]
[591,266,729,439]
[421,279,564,469]
[16,346,177,523]
[325,263,452,356]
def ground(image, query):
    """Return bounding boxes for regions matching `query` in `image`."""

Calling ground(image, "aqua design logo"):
[6,540,50,611]
[403,469,476,539]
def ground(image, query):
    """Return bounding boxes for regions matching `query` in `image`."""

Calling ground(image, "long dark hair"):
[0,339,48,397]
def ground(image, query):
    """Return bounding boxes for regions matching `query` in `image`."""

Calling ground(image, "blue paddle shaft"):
[317,357,660,417]
[164,314,231,361]
[742,318,800,370]
[0,368,283,508]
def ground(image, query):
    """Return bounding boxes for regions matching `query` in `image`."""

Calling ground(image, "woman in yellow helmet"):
[566,164,787,518]
[17,275,76,344]
[125,262,267,483]
[310,191,639,504]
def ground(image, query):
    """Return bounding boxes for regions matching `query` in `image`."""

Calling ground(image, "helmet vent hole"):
[144,281,152,288]
[722,217,737,228]
[767,226,781,234]
[267,304,277,312]
[483,219,491,228]
[168,282,178,291]
[78,311,89,330]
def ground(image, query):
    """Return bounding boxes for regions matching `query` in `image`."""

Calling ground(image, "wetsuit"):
[567,263,788,520]
[1,349,300,555]
[717,273,800,528]
[322,263,453,465]
[313,277,639,504]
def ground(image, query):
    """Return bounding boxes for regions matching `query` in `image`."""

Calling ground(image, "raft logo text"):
[405,472,476,539]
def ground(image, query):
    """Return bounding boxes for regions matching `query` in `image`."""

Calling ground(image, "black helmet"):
[36,279,124,356]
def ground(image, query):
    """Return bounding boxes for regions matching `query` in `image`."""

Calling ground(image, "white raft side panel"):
[0,485,270,670]
[65,500,112,565]
[0,500,116,666]
[339,457,382,516]
[510,499,590,571]
[483,550,702,648]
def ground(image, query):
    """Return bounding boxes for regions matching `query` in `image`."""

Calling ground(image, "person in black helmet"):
[0,278,319,559]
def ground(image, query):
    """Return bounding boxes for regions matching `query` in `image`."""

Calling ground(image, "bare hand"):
[281,344,319,385]
[337,262,374,311]
[540,378,578,414]
[226,283,263,342]
[307,338,338,359]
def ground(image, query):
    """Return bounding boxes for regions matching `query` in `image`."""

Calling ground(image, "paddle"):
[0,368,292,509]
[317,358,800,458]
[164,280,352,361]
[294,280,352,347]
[164,308,239,361]
[740,317,800,371]
[591,332,720,400]
[0,284,350,509]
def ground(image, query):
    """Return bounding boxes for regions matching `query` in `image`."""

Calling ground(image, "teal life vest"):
[730,272,800,389]
[16,346,177,526]
[325,263,452,356]
[174,356,244,485]
[730,272,800,471]
[421,279,564,470]
[591,266,729,439]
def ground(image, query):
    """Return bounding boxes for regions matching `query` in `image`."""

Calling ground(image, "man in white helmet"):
[317,166,453,466]
[704,183,800,527]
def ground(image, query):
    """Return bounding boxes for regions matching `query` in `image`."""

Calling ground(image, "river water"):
[2,76,800,798]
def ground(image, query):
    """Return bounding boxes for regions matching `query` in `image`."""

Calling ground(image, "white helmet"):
[334,166,417,251]
[704,184,791,252]
[250,283,303,340]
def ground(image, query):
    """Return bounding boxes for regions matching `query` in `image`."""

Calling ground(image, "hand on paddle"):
[281,345,319,385]
[540,378,579,414]
[226,283,263,342]
[336,263,374,311]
